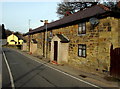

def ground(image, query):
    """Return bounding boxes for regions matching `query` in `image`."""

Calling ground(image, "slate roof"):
[24,4,116,36]
[31,39,37,43]
[56,34,69,43]
[17,35,24,40]
[17,35,27,42]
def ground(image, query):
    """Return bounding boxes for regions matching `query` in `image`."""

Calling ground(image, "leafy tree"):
[5,29,13,37]
[0,25,2,39]
[5,30,23,37]
[0,24,23,38]
[1,24,7,39]
[14,31,22,36]
[56,0,98,18]
[103,1,120,13]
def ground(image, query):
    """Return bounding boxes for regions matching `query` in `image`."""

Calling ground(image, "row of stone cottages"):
[23,4,120,72]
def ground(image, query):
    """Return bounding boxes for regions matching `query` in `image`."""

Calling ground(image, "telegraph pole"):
[40,20,48,58]
[28,19,31,52]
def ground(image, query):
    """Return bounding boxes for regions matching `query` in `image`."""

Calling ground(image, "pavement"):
[0,47,2,88]
[7,48,120,88]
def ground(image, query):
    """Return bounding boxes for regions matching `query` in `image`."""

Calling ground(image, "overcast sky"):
[1,1,60,33]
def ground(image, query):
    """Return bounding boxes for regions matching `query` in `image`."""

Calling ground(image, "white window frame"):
[78,23,86,35]
[78,44,86,58]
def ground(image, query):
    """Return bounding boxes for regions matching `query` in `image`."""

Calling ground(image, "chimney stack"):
[29,28,32,32]
[117,1,120,8]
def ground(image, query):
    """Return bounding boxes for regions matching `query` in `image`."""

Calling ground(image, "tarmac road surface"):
[2,48,102,88]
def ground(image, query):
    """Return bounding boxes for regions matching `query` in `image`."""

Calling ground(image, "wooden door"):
[110,44,120,79]
[54,41,58,61]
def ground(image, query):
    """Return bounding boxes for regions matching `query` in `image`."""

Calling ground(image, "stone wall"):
[22,43,28,51]
[48,17,119,71]
[30,43,37,54]
[118,19,120,46]
[30,33,45,56]
[25,17,120,71]
[24,35,29,51]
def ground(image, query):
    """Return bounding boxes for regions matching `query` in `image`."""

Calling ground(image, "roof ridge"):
[97,4,110,11]
[49,4,109,23]
[24,4,112,36]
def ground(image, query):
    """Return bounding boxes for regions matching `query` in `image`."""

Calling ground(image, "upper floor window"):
[49,31,53,38]
[78,23,86,35]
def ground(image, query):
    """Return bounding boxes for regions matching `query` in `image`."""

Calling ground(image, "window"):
[78,23,86,35]
[10,40,15,42]
[49,31,53,38]
[78,44,86,57]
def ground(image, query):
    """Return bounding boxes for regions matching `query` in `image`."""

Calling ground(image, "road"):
[2,53,12,88]
[2,48,101,88]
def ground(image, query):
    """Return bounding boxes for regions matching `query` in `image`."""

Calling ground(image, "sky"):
[0,0,118,33]
[0,1,61,33]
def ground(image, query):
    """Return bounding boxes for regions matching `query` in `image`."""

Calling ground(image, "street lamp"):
[28,19,31,52]
[40,20,48,58]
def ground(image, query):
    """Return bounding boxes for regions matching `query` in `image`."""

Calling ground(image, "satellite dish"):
[89,18,99,25]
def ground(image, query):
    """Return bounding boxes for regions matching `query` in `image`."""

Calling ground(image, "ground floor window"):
[78,44,86,57]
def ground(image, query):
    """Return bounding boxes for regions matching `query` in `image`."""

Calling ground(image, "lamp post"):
[40,20,48,58]
[28,19,31,52]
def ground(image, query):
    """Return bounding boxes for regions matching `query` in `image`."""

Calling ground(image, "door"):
[110,44,120,79]
[54,41,58,61]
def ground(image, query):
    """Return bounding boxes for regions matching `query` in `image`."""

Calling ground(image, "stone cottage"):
[24,4,120,72]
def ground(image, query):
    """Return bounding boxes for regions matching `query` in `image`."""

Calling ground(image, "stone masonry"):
[24,17,120,72]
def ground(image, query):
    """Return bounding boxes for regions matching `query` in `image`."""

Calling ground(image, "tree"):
[14,31,22,36]
[5,29,13,37]
[56,0,120,18]
[56,0,98,18]
[103,1,120,13]
[0,25,2,39]
[2,24,7,39]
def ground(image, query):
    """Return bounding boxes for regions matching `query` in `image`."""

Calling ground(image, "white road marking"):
[2,51,15,89]
[31,59,102,89]
[0,47,2,89]
[8,48,102,88]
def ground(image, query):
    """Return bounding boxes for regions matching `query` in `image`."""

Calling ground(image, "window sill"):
[78,56,86,58]
[78,34,86,36]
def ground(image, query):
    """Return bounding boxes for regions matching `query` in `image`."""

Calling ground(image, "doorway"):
[51,34,69,64]
[110,45,120,79]
[54,41,58,61]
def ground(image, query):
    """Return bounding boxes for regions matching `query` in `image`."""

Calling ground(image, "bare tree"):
[56,0,98,18]
[102,1,120,13]
[56,0,120,18]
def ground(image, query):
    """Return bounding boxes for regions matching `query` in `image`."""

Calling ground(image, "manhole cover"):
[79,74,87,78]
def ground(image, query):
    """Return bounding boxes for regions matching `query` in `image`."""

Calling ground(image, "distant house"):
[7,34,24,45]
[24,4,120,72]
